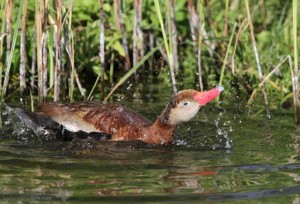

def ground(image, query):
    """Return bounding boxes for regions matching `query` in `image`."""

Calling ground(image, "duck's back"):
[40,102,152,134]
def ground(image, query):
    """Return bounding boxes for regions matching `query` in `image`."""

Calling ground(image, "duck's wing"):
[14,107,111,141]
[40,102,152,134]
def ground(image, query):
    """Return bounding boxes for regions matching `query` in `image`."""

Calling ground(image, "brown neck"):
[139,117,175,144]
[159,99,175,126]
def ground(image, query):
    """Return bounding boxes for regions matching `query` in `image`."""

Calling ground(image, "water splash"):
[174,139,188,146]
[214,112,233,150]
[1,105,56,143]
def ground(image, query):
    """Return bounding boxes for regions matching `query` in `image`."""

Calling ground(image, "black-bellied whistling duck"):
[35,86,223,144]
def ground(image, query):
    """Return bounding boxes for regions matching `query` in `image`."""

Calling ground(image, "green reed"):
[1,0,24,102]
[154,0,177,93]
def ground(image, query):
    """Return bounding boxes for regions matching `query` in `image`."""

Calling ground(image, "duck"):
[30,86,223,145]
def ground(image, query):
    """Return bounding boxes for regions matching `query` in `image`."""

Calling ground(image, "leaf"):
[105,32,122,47]
[103,3,111,12]
[111,41,125,57]
[175,11,186,22]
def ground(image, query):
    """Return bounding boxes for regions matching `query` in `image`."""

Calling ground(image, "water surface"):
[0,92,299,203]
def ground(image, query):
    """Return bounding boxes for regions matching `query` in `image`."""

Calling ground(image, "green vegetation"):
[0,1,299,122]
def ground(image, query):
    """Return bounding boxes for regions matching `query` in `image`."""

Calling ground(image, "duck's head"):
[160,86,224,126]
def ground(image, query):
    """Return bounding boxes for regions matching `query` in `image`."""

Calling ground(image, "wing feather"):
[41,102,152,133]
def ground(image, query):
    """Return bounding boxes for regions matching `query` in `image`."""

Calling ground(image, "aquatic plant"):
[0,0,299,124]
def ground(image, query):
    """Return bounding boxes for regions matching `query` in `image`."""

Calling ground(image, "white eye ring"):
[182,101,190,107]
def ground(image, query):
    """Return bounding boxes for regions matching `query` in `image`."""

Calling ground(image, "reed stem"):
[187,0,197,43]
[245,0,271,118]
[66,4,76,102]
[110,53,115,84]
[197,0,204,91]
[31,30,36,90]
[54,0,62,102]
[74,70,85,99]
[0,0,6,93]
[20,0,28,96]
[133,0,143,66]
[5,0,12,72]
[292,0,299,125]
[2,0,24,101]
[36,0,45,102]
[113,0,131,71]
[231,18,249,74]
[169,0,178,72]
[218,23,237,87]
[99,0,105,98]
[154,0,177,93]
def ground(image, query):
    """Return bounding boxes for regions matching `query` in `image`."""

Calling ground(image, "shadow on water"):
[0,98,299,203]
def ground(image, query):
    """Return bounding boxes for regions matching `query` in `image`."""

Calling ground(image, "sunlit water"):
[0,93,299,203]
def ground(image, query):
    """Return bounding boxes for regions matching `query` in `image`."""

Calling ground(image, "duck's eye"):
[182,101,190,107]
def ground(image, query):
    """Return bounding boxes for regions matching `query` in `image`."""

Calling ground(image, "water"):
[0,94,299,203]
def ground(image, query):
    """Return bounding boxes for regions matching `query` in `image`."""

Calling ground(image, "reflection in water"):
[290,130,300,163]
